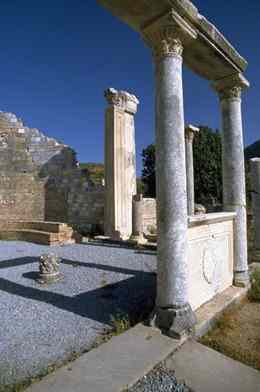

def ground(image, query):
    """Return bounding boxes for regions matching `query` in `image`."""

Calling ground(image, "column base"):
[130,234,148,245]
[108,230,130,242]
[154,304,197,339]
[234,271,250,288]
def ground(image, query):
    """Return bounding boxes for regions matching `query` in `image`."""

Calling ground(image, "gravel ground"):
[128,365,192,392]
[0,240,156,388]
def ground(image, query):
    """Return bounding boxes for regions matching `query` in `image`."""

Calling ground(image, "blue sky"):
[0,0,258,174]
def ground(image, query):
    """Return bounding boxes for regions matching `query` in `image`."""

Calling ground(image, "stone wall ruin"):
[0,111,104,230]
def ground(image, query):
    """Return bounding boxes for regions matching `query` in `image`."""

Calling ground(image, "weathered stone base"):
[129,234,148,245]
[155,304,197,339]
[233,271,250,288]
[108,230,129,241]
[37,272,63,285]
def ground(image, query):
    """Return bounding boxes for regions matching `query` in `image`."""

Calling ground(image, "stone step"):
[0,228,79,246]
[0,221,72,233]
[166,340,260,392]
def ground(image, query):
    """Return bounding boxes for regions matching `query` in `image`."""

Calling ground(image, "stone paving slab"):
[166,340,260,392]
[26,324,180,392]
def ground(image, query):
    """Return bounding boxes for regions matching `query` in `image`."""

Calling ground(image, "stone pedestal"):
[131,194,147,245]
[250,158,260,261]
[185,125,199,216]
[142,12,197,338]
[104,88,138,240]
[213,73,250,287]
[37,253,62,284]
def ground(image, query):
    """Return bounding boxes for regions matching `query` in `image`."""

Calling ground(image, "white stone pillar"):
[142,13,197,338]
[185,125,199,216]
[131,194,147,245]
[104,88,138,240]
[250,158,260,259]
[213,74,250,287]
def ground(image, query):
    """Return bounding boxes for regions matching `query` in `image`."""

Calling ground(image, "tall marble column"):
[104,88,138,240]
[250,158,260,260]
[185,125,199,215]
[213,74,250,287]
[142,13,197,338]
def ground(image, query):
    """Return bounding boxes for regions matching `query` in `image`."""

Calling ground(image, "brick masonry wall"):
[0,112,104,229]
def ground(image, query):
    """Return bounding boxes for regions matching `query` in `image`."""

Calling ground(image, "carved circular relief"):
[202,245,216,285]
[0,133,8,149]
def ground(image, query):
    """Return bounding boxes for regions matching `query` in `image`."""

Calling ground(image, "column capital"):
[212,73,250,102]
[104,88,139,114]
[141,10,197,61]
[185,124,199,142]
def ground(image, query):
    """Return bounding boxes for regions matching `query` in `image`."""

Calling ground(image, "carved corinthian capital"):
[212,73,250,102]
[185,124,200,143]
[104,88,139,114]
[146,29,183,60]
[141,10,197,61]
[218,86,242,101]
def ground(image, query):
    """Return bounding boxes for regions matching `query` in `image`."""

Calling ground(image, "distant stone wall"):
[0,174,45,221]
[0,111,104,230]
[66,170,105,228]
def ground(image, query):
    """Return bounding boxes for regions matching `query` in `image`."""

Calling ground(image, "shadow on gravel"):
[0,257,156,327]
[0,256,37,269]
[82,241,157,254]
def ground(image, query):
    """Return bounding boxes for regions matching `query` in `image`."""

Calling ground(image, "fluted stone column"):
[185,125,199,215]
[142,13,197,338]
[250,158,260,260]
[213,74,250,287]
[104,88,138,240]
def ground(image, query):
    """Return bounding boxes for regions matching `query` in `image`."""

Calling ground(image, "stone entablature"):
[97,0,247,79]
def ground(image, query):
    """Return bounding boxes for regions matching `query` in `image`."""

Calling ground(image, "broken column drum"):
[131,194,147,244]
[185,125,199,216]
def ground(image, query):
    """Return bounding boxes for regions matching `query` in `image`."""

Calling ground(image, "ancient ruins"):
[0,0,254,339]
[104,88,138,240]
[97,0,250,337]
[0,111,104,244]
